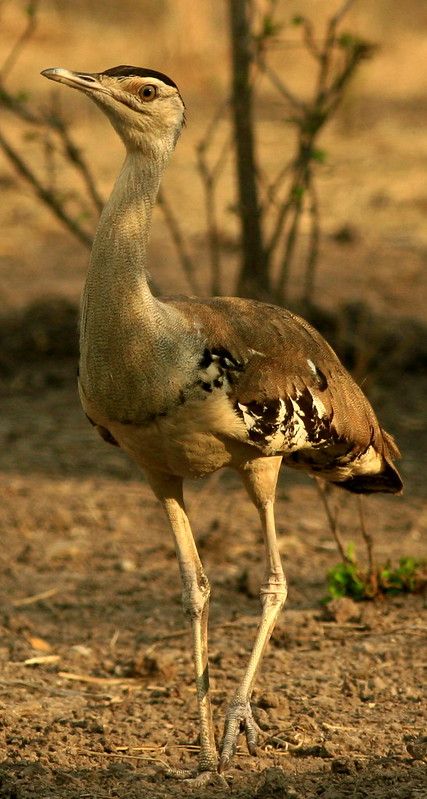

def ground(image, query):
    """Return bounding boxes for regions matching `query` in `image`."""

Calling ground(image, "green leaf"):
[311,148,327,163]
[261,15,283,39]
[346,542,356,563]
[326,553,425,603]
[378,556,425,594]
[326,558,366,600]
[338,32,356,49]
[292,185,305,200]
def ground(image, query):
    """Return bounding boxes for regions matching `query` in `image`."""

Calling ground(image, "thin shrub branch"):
[0,125,92,247]
[157,189,201,295]
[315,478,350,564]
[0,0,40,80]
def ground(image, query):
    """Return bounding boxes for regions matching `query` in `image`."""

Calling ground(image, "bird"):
[41,65,402,783]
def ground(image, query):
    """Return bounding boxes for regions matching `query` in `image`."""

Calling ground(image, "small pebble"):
[322,597,361,624]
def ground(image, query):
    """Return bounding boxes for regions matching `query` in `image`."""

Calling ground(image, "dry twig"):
[21,655,60,666]
[77,748,170,768]
[157,189,201,294]
[12,586,59,607]
[58,671,137,685]
[196,99,231,295]
[314,478,349,563]
[0,0,39,80]
[252,0,374,302]
[0,126,93,247]
[357,495,378,593]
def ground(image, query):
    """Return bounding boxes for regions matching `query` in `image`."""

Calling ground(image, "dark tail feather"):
[333,459,403,495]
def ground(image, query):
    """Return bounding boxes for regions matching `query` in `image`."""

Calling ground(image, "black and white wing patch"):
[197,347,244,393]
[236,386,340,455]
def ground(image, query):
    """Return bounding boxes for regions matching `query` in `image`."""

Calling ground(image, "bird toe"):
[165,768,229,789]
[220,700,261,770]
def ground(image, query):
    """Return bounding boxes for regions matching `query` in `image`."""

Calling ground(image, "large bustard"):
[41,65,402,780]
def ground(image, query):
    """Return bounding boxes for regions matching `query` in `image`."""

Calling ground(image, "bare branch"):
[357,496,377,592]
[276,201,300,300]
[0,2,201,294]
[0,125,92,248]
[0,1,94,248]
[302,17,321,61]
[317,0,357,96]
[197,98,230,155]
[265,192,292,260]
[210,133,232,185]
[262,160,292,210]
[256,58,306,112]
[257,0,371,303]
[196,145,222,297]
[303,178,320,304]
[315,479,350,564]
[196,104,232,296]
[156,189,201,295]
[46,95,104,214]
[198,172,222,296]
[330,0,357,28]
[325,40,376,117]
[0,84,43,123]
[0,0,40,81]
[265,162,301,259]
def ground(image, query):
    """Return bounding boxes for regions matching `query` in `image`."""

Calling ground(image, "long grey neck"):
[79,148,195,422]
[83,149,161,324]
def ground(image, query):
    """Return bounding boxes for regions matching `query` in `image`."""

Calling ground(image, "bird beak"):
[41,68,104,93]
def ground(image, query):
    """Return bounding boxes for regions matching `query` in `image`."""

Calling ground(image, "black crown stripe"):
[100,65,177,89]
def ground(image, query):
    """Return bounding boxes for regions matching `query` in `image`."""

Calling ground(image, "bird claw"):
[219,700,262,771]
[165,768,229,789]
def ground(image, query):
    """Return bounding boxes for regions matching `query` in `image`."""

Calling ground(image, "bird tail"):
[332,459,402,494]
[381,428,401,460]
[333,427,403,495]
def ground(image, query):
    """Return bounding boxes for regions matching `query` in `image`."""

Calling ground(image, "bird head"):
[41,65,185,155]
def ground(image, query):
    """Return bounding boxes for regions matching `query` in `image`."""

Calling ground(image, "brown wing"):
[167,296,402,493]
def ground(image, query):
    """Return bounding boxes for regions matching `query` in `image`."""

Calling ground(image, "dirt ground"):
[1,3,427,798]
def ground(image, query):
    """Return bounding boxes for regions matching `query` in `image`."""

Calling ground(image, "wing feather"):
[166,295,401,492]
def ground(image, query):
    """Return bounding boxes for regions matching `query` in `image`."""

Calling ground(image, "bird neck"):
[79,145,194,422]
[88,148,164,306]
[81,145,175,347]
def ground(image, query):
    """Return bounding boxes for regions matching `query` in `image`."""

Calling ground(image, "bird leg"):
[145,470,218,777]
[220,457,287,772]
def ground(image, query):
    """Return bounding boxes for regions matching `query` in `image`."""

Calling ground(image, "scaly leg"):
[220,456,287,771]
[145,470,219,779]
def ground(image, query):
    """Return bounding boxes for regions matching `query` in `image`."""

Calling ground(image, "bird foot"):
[165,768,229,789]
[219,700,262,772]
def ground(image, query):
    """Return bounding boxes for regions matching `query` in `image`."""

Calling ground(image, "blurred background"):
[1,0,427,312]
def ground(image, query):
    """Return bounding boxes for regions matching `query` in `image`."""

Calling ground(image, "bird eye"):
[139,84,157,102]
